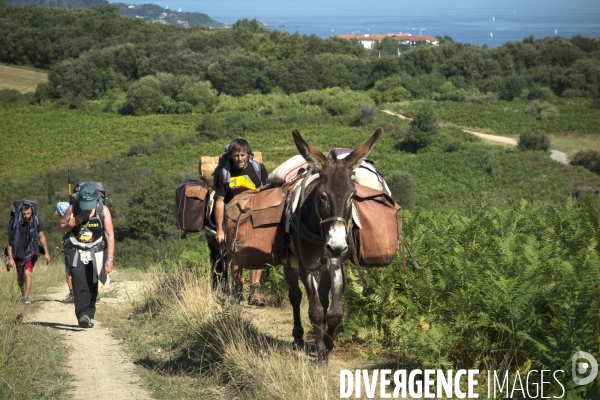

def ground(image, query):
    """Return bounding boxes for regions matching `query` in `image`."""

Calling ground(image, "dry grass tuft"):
[131,265,336,399]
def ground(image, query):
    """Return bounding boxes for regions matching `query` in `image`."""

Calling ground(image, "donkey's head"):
[292,127,383,258]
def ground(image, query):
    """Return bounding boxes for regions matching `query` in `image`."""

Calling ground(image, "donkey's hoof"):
[317,358,329,368]
[293,339,305,352]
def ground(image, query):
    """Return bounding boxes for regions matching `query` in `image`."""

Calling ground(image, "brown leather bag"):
[225,185,286,270]
[352,183,402,267]
[176,179,210,232]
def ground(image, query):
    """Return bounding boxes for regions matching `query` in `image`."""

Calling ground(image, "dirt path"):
[27,271,152,400]
[383,109,569,164]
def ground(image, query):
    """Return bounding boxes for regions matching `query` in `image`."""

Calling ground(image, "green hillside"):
[2,0,223,27]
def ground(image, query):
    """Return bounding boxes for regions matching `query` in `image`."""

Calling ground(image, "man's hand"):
[216,229,226,245]
[105,259,114,274]
[8,258,15,269]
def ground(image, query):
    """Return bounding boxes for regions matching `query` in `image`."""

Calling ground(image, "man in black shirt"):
[214,138,268,306]
[7,203,50,304]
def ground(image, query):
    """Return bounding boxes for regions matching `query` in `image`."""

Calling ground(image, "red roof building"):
[337,33,439,49]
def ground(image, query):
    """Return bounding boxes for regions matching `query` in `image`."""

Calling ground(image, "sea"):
[129,0,600,47]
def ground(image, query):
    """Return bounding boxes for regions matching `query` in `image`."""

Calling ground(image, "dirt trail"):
[27,271,151,400]
[383,109,569,164]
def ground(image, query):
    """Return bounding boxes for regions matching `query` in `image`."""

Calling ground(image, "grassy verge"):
[98,265,341,399]
[0,259,72,399]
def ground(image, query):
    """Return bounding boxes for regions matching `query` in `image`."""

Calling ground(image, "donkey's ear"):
[344,127,383,171]
[292,128,327,170]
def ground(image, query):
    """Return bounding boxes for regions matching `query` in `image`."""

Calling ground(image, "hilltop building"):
[337,32,439,49]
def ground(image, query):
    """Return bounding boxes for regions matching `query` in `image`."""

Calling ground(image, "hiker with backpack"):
[214,138,269,306]
[59,183,114,329]
[6,200,51,304]
[55,201,76,303]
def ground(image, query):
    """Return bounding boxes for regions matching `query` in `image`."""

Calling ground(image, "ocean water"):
[132,0,600,47]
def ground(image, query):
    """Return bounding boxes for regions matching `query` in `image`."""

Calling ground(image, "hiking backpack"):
[175,179,210,232]
[71,181,106,227]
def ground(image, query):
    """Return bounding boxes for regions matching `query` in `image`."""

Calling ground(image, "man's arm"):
[6,230,15,268]
[38,231,51,263]
[103,206,115,274]
[215,195,226,243]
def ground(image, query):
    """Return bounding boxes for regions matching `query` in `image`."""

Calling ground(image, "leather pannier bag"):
[176,179,210,232]
[353,183,401,267]
[226,185,286,270]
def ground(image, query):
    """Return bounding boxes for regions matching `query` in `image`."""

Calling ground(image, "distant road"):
[383,109,569,165]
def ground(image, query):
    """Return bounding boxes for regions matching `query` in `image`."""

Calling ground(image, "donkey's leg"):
[283,260,304,350]
[299,267,327,363]
[318,271,331,338]
[324,260,347,353]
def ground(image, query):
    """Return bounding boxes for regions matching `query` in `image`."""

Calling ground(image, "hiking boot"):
[247,282,266,307]
[63,290,74,303]
[78,315,94,329]
[229,282,243,305]
[21,296,31,305]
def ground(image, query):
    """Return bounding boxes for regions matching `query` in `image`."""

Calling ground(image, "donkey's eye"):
[319,192,327,202]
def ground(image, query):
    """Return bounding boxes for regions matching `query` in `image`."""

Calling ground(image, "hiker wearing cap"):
[55,201,75,303]
[7,201,51,304]
[59,183,114,329]
[214,138,268,306]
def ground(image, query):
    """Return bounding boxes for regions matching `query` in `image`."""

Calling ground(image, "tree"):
[405,104,438,149]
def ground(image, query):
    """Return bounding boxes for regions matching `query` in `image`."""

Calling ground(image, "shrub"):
[352,104,378,126]
[125,76,164,116]
[570,150,600,175]
[386,171,416,209]
[404,104,438,149]
[527,86,554,101]
[525,100,559,120]
[517,130,551,152]
[125,172,179,241]
[0,89,24,103]
[196,114,225,140]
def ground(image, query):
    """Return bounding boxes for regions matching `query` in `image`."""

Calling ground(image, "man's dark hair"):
[22,204,31,210]
[228,139,252,157]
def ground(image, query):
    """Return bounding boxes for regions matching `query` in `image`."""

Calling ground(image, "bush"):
[0,89,24,103]
[517,130,551,152]
[125,76,164,116]
[527,86,554,101]
[570,150,600,175]
[404,104,438,149]
[525,100,559,120]
[352,104,378,126]
[386,171,416,209]
[124,172,179,241]
[196,114,225,141]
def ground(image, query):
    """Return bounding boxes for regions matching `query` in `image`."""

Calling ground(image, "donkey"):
[284,126,383,364]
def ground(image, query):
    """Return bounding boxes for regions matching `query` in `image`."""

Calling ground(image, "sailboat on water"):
[490,32,493,38]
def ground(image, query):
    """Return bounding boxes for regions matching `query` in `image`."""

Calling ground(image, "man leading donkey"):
[214,138,268,306]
